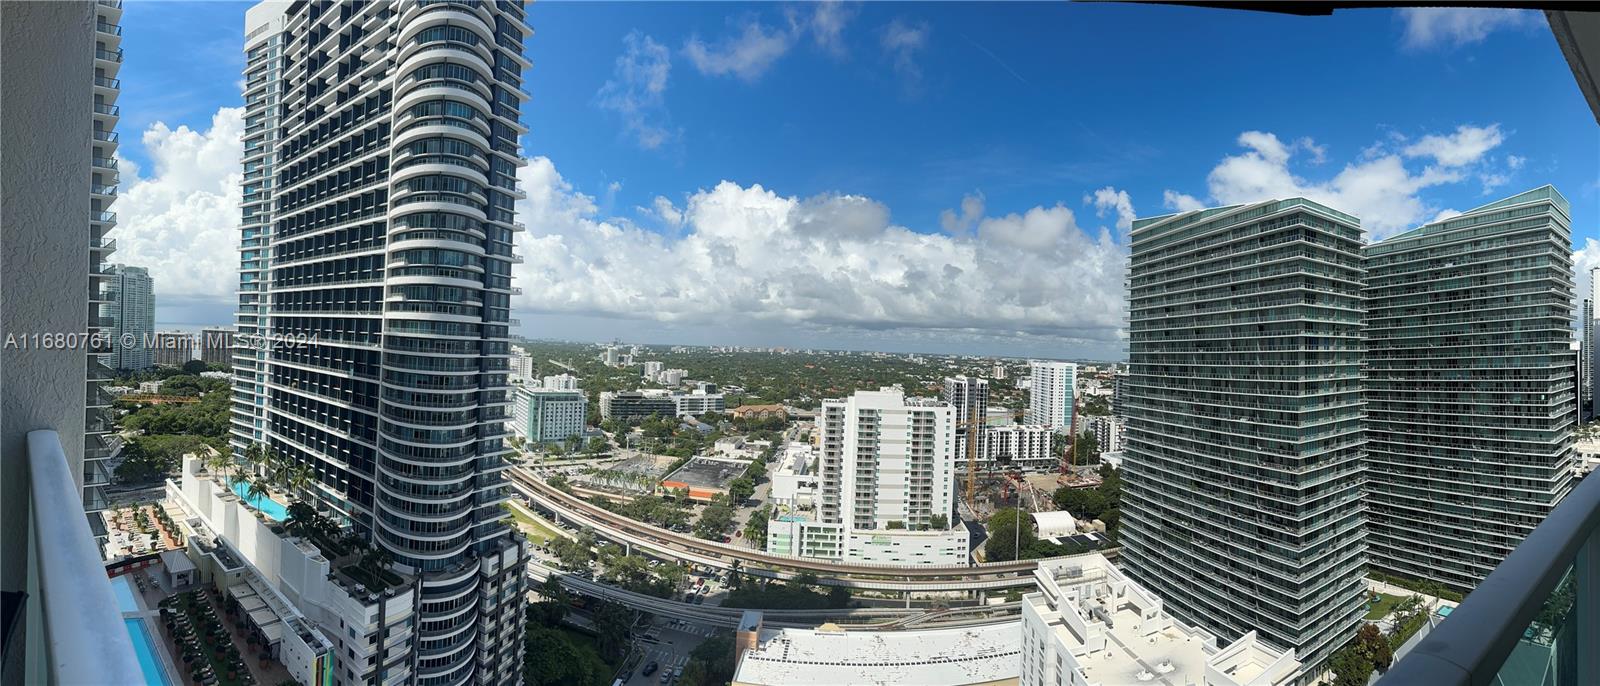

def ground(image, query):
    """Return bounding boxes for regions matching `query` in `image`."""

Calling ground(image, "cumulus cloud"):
[1402,124,1504,167]
[596,32,674,149]
[684,20,794,81]
[1085,186,1135,232]
[114,107,244,302]
[511,157,1126,342]
[1398,8,1542,50]
[795,1,855,58]
[1162,190,1206,212]
[881,18,929,93]
[939,192,984,234]
[1196,127,1517,238]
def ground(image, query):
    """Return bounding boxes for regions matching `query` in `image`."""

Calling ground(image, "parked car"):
[643,662,659,677]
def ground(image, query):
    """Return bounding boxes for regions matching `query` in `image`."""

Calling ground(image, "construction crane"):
[963,394,981,512]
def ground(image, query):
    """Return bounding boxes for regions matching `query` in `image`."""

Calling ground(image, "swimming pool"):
[231,479,290,521]
[125,618,176,686]
[112,574,140,614]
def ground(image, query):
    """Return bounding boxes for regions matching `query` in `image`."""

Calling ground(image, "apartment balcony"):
[93,102,120,118]
[93,130,119,145]
[94,48,123,64]
[1380,471,1599,685]
[93,75,120,91]
[91,156,117,171]
[17,430,142,683]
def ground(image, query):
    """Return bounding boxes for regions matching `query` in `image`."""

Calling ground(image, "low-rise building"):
[979,425,1055,472]
[600,390,677,421]
[731,404,787,421]
[674,389,726,417]
[769,443,819,510]
[734,621,1020,686]
[542,373,580,391]
[512,387,586,444]
[657,368,687,386]
[661,456,749,503]
[167,455,419,686]
[1020,555,1299,686]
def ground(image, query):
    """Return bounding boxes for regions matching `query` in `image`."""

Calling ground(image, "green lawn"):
[502,503,564,544]
[1365,592,1406,620]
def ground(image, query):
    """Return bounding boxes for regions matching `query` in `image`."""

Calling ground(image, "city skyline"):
[106,3,1597,360]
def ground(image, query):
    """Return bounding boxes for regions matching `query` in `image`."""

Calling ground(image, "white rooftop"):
[733,623,1019,686]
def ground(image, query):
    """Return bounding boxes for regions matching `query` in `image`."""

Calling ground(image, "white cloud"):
[596,31,674,149]
[1399,8,1542,50]
[1296,137,1327,165]
[1508,154,1526,170]
[684,20,794,82]
[1162,190,1206,212]
[1199,126,1517,238]
[1085,186,1135,232]
[511,157,1126,342]
[939,192,984,234]
[797,1,854,57]
[1431,208,1463,222]
[881,18,929,93]
[114,107,244,302]
[643,196,684,227]
[1402,124,1504,167]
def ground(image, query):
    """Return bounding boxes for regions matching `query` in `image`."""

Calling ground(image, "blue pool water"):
[231,479,290,520]
[1437,605,1454,617]
[125,618,175,686]
[112,574,140,614]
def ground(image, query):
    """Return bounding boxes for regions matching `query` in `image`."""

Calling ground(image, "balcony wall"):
[1,2,97,682]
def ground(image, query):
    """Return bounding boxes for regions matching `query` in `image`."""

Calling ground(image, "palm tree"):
[205,450,231,487]
[287,461,314,503]
[245,476,269,509]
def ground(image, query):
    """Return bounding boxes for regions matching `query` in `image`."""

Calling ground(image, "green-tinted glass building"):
[1122,198,1368,672]
[1363,186,1577,592]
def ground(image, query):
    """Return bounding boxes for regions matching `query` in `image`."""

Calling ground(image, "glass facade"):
[85,0,126,519]
[230,1,533,683]
[1363,186,1577,592]
[1121,198,1369,672]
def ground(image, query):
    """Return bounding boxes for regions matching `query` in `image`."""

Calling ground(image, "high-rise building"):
[228,2,534,683]
[1122,198,1368,671]
[104,265,154,371]
[643,360,663,379]
[1026,360,1075,434]
[84,0,127,520]
[200,327,234,366]
[770,388,968,564]
[511,387,585,444]
[231,1,285,455]
[152,331,195,366]
[509,346,534,383]
[1584,293,1595,420]
[1364,186,1577,592]
[942,375,989,466]
[1111,370,1128,420]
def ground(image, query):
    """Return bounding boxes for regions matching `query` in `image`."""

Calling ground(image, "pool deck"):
[116,573,184,685]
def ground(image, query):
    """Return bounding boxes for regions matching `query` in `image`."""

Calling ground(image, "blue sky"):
[113,3,1597,359]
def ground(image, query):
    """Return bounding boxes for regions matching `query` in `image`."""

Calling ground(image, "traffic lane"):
[624,621,711,686]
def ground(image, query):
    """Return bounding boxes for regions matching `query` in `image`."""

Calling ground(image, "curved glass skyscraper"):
[232,1,531,683]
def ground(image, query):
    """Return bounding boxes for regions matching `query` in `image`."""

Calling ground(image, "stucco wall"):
[0,4,94,676]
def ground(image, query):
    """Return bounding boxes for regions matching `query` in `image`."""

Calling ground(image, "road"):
[512,466,1045,582]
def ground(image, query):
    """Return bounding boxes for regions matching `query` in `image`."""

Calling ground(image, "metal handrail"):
[26,430,141,683]
[1378,471,1600,685]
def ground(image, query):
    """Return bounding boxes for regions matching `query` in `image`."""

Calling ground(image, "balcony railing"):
[24,430,141,683]
[1379,471,1599,685]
